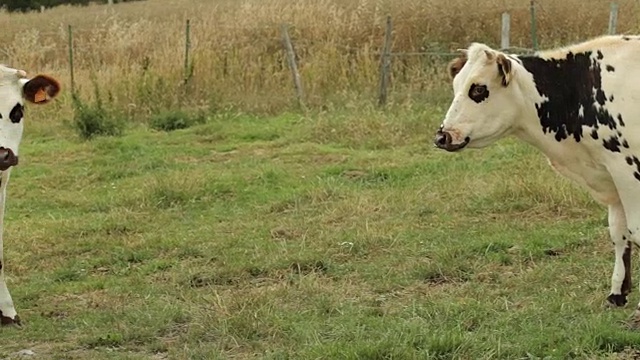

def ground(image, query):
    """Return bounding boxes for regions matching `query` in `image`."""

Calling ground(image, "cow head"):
[0,65,60,170]
[434,43,524,152]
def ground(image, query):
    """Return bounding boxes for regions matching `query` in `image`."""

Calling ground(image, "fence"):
[370,0,620,107]
[268,0,622,108]
[59,0,622,110]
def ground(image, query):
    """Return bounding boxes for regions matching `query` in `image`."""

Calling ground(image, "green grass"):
[0,103,637,359]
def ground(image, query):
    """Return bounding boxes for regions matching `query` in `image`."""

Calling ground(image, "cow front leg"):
[0,184,18,326]
[606,202,633,307]
[0,262,18,326]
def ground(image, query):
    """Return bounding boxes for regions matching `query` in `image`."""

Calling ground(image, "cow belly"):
[548,158,619,205]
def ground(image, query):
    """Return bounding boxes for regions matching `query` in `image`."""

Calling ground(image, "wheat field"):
[1,0,639,117]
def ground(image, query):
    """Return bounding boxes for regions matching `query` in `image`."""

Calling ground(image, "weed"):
[149,110,206,132]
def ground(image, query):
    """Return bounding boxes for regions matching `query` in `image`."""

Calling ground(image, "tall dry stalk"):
[0,0,637,118]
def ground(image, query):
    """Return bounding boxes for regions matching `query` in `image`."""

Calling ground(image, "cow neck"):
[510,52,611,158]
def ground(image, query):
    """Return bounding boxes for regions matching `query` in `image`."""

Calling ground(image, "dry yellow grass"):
[0,0,639,116]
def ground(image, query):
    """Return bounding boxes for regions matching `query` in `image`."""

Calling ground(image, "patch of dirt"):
[341,169,391,184]
[604,347,640,360]
[423,272,459,285]
[543,249,562,257]
[289,260,329,275]
[270,227,300,240]
[188,260,330,289]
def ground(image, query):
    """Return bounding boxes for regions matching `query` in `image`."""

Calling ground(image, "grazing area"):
[2,0,640,359]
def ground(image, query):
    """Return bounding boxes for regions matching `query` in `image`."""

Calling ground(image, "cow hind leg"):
[606,202,633,307]
[605,172,640,328]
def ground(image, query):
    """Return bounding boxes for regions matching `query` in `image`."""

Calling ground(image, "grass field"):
[2,0,640,359]
[3,104,640,359]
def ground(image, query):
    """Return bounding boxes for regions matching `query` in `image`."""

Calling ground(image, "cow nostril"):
[438,132,452,145]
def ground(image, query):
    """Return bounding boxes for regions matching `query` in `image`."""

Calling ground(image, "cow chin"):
[444,138,469,152]
[467,130,511,149]
[434,136,470,152]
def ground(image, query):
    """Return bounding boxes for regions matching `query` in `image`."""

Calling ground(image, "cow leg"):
[605,170,640,328]
[0,183,18,326]
[606,202,632,307]
[0,264,18,326]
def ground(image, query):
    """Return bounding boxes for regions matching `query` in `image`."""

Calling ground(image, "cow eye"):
[468,84,489,103]
[472,85,486,96]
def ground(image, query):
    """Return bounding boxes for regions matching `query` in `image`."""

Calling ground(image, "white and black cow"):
[0,65,60,326]
[434,34,640,325]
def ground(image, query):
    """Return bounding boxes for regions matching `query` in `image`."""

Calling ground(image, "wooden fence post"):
[501,12,510,50]
[378,15,393,107]
[530,0,538,50]
[183,19,192,85]
[609,2,619,35]
[281,24,305,109]
[67,25,75,95]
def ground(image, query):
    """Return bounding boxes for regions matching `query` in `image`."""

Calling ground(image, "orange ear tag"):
[34,88,47,103]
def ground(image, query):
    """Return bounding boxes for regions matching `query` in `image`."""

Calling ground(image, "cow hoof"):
[606,293,628,308]
[0,313,21,327]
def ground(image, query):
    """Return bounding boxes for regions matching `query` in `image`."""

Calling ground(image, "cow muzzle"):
[0,148,18,171]
[434,128,470,152]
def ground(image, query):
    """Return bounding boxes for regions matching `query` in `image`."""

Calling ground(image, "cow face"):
[435,44,522,152]
[0,65,60,170]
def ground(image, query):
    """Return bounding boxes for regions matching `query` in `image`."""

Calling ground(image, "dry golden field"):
[1,0,639,117]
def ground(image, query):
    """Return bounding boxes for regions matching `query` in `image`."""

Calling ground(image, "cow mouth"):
[434,130,470,152]
[0,148,17,171]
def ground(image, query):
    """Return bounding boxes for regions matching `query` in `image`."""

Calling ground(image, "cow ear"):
[22,75,60,105]
[496,54,513,86]
[484,49,495,61]
[447,55,467,80]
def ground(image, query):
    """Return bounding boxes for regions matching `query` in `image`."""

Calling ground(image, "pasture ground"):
[1,104,640,359]
[3,0,640,359]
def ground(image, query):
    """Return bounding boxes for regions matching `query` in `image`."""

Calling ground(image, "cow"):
[0,65,60,326]
[433,34,640,326]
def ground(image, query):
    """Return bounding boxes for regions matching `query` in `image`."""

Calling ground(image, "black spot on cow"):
[591,129,599,140]
[521,51,616,143]
[609,94,614,102]
[603,135,622,153]
[618,114,626,127]
[627,156,640,182]
[9,104,23,124]
[595,89,607,105]
[627,156,634,165]
[624,235,628,241]
[623,36,631,41]
[623,245,633,296]
[597,50,604,59]
[606,65,615,72]
[468,84,489,103]
[623,139,630,148]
